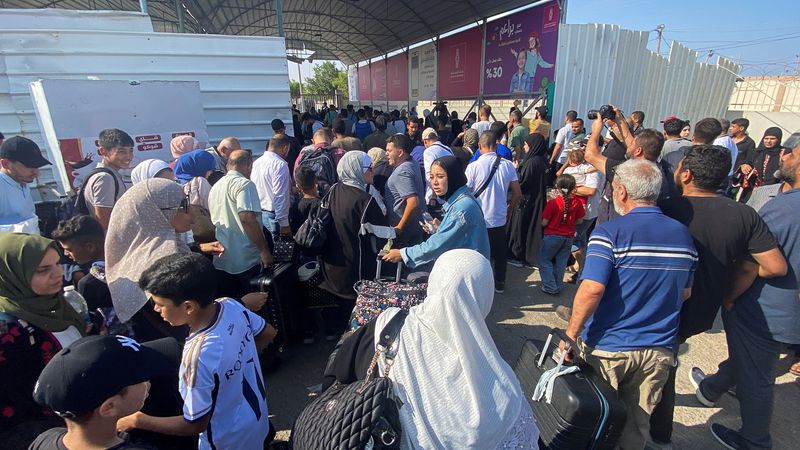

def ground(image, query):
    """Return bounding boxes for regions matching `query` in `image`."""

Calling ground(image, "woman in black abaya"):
[508,134,548,267]
[737,127,785,202]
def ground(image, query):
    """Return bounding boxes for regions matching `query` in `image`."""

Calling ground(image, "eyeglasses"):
[160,195,190,213]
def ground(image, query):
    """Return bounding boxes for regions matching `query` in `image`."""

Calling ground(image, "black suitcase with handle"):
[514,329,627,450]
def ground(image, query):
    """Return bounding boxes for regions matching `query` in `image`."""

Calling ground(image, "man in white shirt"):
[465,131,523,293]
[471,105,493,135]
[251,134,292,246]
[550,110,578,166]
[421,128,453,204]
[0,136,51,234]
[714,118,739,176]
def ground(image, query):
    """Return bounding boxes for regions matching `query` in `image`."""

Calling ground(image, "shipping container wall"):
[0,10,292,192]
[551,23,739,131]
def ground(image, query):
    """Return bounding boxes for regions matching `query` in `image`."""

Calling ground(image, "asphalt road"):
[264,265,799,448]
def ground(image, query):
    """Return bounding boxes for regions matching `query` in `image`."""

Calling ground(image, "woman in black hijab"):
[382,155,490,269]
[508,134,549,267]
[751,127,784,186]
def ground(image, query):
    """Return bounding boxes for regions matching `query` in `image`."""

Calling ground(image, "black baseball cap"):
[33,335,181,418]
[0,136,51,168]
[271,119,286,131]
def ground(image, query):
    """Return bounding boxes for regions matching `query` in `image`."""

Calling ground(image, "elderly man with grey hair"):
[563,159,698,450]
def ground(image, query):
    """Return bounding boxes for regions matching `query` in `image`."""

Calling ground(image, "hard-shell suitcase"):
[514,329,627,450]
[250,262,297,370]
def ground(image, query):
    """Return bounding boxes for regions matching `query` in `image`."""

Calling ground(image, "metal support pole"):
[175,0,184,32]
[369,60,374,109]
[139,0,148,15]
[276,0,285,37]
[384,54,389,111]
[477,19,487,111]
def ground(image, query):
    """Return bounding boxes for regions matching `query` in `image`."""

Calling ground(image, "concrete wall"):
[725,110,800,143]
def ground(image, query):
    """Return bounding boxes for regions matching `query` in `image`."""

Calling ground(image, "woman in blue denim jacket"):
[383,156,490,268]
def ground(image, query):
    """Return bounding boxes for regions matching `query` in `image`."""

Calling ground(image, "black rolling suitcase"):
[250,262,297,370]
[514,329,626,450]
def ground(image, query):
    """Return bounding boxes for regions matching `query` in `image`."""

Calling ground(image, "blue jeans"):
[538,234,573,293]
[699,308,783,449]
[261,210,279,251]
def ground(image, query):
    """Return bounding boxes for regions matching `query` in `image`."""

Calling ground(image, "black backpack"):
[56,167,120,221]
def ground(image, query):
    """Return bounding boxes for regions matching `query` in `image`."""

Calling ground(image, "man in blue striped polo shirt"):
[565,159,698,450]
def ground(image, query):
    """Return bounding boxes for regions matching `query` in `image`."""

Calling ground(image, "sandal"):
[790,360,800,377]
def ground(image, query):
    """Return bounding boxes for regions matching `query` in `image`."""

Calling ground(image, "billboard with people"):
[482,1,560,98]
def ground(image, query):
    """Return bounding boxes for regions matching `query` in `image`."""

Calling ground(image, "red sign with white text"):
[358,65,371,101]
[386,53,409,101]
[371,62,387,101]
[438,26,483,99]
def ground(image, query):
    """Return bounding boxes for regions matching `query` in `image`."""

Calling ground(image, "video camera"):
[587,105,616,121]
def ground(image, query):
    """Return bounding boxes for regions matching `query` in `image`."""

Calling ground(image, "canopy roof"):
[3,0,535,64]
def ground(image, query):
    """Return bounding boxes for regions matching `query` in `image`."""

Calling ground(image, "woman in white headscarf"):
[375,249,539,449]
[319,151,387,333]
[130,159,174,185]
[105,178,223,341]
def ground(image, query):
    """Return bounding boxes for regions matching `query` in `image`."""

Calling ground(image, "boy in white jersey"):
[117,253,277,449]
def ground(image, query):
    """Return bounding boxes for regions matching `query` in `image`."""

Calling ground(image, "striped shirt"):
[180,298,269,450]
[581,206,698,351]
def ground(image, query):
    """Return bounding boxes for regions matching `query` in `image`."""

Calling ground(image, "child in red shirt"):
[539,174,585,294]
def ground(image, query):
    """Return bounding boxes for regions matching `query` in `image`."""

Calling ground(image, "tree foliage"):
[304,61,348,98]
[289,80,303,96]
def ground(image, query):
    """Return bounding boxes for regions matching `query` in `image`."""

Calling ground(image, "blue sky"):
[289,0,799,81]
[566,0,800,76]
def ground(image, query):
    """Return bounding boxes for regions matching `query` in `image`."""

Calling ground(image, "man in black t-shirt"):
[730,117,757,173]
[649,144,787,446]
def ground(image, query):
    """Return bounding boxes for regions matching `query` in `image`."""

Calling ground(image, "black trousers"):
[488,225,508,283]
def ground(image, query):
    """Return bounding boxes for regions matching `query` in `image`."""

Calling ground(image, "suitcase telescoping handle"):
[538,328,580,368]
[375,258,403,283]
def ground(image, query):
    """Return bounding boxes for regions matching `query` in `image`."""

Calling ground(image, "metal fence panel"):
[552,23,739,131]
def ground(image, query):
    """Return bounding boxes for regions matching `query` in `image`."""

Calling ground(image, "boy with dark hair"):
[30,334,181,450]
[290,166,321,235]
[731,117,757,173]
[52,215,113,313]
[119,253,277,449]
[81,128,134,231]
[661,116,691,160]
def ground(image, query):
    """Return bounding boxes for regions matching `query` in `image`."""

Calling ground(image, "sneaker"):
[555,305,572,322]
[688,367,716,407]
[494,281,505,294]
[710,423,748,450]
[540,287,559,296]
[508,259,525,268]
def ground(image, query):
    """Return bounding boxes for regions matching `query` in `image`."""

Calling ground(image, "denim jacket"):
[401,185,490,268]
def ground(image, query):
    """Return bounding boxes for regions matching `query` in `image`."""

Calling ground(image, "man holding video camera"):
[583,105,673,224]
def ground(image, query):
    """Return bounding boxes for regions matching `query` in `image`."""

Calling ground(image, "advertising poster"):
[348,66,359,102]
[370,61,387,102]
[409,43,437,101]
[386,53,409,101]
[438,26,482,99]
[358,64,372,101]
[483,1,560,97]
[29,79,208,193]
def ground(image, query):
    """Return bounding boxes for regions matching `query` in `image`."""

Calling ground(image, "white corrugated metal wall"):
[0,10,292,192]
[552,23,739,131]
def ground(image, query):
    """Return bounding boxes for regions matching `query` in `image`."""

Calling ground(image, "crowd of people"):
[0,98,798,450]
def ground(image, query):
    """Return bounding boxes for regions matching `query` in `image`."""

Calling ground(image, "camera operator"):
[584,105,671,224]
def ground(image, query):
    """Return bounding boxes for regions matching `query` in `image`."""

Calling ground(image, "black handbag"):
[290,311,408,450]
[294,185,334,250]
[272,236,296,262]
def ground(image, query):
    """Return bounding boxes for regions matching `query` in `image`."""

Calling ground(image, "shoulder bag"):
[290,310,408,450]
[474,154,502,197]
[294,184,335,250]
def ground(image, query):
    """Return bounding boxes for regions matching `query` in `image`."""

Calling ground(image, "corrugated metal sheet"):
[552,23,740,131]
[0,10,292,192]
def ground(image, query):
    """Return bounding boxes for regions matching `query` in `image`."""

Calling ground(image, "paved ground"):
[264,265,799,448]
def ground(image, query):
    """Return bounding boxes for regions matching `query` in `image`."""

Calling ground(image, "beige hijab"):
[105,178,190,322]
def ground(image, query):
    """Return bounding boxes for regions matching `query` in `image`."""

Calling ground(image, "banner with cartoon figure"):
[482,1,560,97]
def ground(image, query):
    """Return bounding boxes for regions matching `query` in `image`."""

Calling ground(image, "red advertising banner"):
[371,62,387,101]
[358,64,371,101]
[438,26,483,99]
[386,53,409,101]
[483,1,560,97]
